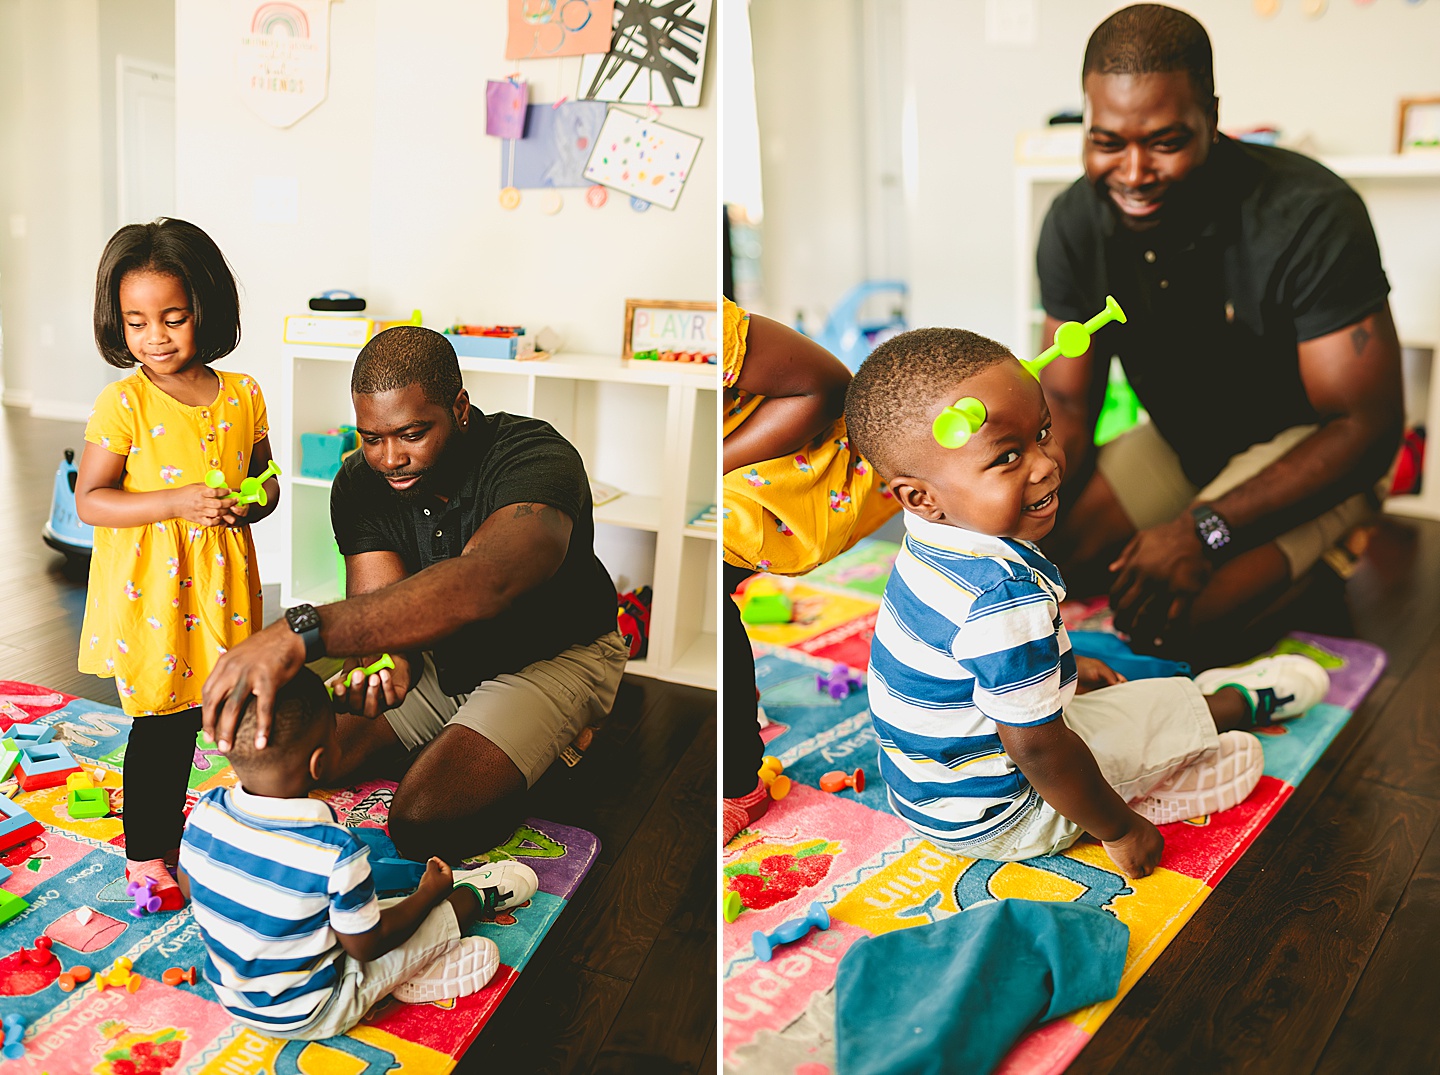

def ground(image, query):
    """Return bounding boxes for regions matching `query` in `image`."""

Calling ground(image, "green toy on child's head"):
[932,296,1127,449]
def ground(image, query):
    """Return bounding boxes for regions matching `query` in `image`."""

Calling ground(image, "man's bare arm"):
[1204,304,1404,540]
[315,502,573,657]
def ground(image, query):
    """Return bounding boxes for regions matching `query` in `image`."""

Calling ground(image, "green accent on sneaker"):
[1216,682,1269,728]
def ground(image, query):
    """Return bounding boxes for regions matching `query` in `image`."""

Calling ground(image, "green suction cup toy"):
[932,397,988,449]
[1020,295,1126,379]
[205,460,282,506]
[327,653,396,697]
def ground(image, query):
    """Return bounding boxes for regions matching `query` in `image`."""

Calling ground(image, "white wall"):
[904,0,1440,343]
[0,0,173,416]
[173,0,717,583]
[750,0,1440,345]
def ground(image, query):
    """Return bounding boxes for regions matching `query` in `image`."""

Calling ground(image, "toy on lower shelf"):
[2,1013,25,1061]
[299,427,358,481]
[205,460,282,507]
[816,664,863,700]
[126,878,162,917]
[820,768,866,794]
[752,902,830,962]
[757,756,790,800]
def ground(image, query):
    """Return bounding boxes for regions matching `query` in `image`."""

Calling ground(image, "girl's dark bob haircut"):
[93,218,241,369]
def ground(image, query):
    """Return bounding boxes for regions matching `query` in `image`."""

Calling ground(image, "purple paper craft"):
[487,79,530,140]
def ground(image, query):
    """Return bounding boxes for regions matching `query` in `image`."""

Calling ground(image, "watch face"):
[1205,529,1227,550]
[287,604,321,632]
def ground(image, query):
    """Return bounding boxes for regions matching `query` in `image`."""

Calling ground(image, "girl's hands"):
[170,483,238,526]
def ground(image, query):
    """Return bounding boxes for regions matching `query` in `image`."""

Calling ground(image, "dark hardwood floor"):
[0,404,716,1075]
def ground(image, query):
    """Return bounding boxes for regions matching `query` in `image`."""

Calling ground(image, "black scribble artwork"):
[580,0,712,108]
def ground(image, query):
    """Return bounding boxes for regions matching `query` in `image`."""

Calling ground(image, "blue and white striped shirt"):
[179,787,381,1032]
[868,514,1076,846]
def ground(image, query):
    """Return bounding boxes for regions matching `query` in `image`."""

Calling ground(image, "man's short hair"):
[845,328,1014,480]
[229,667,332,770]
[351,326,464,408]
[1082,4,1215,104]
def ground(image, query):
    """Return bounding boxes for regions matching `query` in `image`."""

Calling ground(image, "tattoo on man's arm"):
[1350,325,1371,356]
[512,502,569,534]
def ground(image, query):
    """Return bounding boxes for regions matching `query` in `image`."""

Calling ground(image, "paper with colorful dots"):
[583,108,701,210]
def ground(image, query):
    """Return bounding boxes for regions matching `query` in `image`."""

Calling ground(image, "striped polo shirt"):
[178,786,381,1032]
[868,513,1076,846]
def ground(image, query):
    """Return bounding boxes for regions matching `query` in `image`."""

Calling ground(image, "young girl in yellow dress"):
[723,297,897,843]
[76,218,279,909]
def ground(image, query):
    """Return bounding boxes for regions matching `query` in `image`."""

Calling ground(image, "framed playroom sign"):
[622,299,717,359]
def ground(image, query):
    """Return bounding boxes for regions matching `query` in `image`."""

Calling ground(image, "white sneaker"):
[391,936,499,1004]
[1131,731,1265,825]
[452,861,539,914]
[1193,654,1330,727]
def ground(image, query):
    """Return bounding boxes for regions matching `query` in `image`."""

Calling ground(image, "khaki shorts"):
[379,631,629,787]
[928,677,1218,862]
[1096,419,1384,578]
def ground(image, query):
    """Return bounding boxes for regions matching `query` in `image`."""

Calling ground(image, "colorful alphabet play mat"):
[722,539,1385,1074]
[0,681,597,1074]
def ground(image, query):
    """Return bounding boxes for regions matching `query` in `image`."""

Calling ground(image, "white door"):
[117,58,176,225]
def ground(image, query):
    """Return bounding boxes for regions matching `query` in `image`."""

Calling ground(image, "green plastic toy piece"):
[0,741,19,783]
[724,890,744,923]
[931,396,989,450]
[0,890,27,927]
[206,460,282,507]
[933,296,1127,449]
[67,787,109,819]
[1021,295,1127,379]
[740,593,793,625]
[632,349,659,361]
[327,653,396,697]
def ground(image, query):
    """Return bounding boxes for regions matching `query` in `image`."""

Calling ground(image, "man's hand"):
[171,484,238,526]
[1108,515,1212,644]
[1100,812,1164,879]
[328,652,414,718]
[1075,656,1125,694]
[201,619,307,752]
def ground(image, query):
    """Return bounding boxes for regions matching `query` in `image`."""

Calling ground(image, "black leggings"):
[122,707,202,861]
[724,563,764,798]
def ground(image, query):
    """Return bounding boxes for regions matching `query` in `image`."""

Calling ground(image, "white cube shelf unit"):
[1014,153,1440,519]
[274,344,718,690]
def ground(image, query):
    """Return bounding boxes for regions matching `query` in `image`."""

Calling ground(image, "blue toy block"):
[15,742,81,791]
[6,724,53,748]
[0,795,42,851]
[300,428,357,481]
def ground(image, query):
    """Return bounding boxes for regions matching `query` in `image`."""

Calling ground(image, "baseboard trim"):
[29,399,92,422]
[1,388,34,409]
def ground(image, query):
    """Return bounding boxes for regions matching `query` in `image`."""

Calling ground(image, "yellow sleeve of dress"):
[722,297,749,389]
[83,380,136,457]
[244,376,270,442]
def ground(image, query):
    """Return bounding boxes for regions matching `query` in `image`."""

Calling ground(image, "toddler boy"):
[178,668,538,1037]
[844,329,1329,878]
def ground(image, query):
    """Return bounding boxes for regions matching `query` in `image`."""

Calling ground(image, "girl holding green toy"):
[75,218,279,909]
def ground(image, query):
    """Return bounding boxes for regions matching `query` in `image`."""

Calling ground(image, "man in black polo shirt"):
[202,327,627,860]
[1038,4,1403,659]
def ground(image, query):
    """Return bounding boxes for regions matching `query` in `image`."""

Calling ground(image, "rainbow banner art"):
[236,1,331,127]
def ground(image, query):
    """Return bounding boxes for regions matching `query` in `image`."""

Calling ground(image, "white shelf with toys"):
[1014,153,1440,520]
[270,342,718,691]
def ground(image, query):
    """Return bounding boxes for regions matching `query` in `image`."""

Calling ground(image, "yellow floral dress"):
[722,298,897,575]
[79,368,268,717]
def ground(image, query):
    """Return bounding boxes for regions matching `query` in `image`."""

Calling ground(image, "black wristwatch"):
[284,603,326,662]
[1190,505,1235,564]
